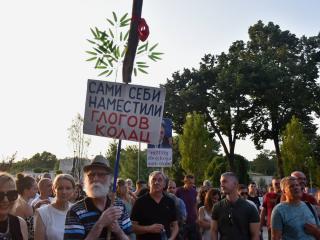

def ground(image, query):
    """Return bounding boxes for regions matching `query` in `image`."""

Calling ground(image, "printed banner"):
[147,118,173,167]
[83,79,166,144]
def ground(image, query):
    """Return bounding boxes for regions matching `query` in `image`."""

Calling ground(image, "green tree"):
[179,112,220,184]
[68,113,91,181]
[119,146,152,183]
[205,156,227,187]
[165,136,185,186]
[250,150,276,176]
[205,154,250,186]
[247,21,320,177]
[281,116,314,178]
[164,41,253,171]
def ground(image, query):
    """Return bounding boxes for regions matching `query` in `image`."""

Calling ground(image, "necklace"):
[0,217,11,240]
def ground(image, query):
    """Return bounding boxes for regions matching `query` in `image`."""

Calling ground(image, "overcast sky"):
[1,0,319,161]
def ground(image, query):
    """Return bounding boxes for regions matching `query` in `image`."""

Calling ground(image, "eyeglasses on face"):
[240,192,248,196]
[87,172,109,179]
[0,190,18,202]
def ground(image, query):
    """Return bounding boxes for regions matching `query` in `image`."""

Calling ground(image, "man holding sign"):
[64,155,131,240]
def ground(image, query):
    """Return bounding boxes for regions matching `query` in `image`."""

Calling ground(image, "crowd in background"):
[0,155,319,239]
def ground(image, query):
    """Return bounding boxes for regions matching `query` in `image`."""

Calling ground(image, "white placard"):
[83,79,166,144]
[147,148,172,167]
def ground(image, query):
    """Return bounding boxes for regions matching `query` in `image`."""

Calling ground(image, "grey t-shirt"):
[271,201,319,240]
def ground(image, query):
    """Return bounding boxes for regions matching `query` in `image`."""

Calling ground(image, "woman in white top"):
[34,174,75,240]
[198,188,221,240]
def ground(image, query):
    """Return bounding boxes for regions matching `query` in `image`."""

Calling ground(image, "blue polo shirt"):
[64,196,132,239]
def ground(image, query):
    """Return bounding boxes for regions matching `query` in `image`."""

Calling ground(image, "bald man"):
[31,178,53,209]
[291,171,317,205]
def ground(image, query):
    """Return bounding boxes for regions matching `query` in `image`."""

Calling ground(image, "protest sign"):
[83,79,166,144]
[147,118,173,167]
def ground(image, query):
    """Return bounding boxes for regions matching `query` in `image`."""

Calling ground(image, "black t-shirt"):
[212,198,259,240]
[0,214,23,240]
[131,193,177,240]
[247,195,261,211]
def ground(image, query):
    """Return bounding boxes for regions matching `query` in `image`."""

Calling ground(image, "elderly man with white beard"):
[64,155,131,240]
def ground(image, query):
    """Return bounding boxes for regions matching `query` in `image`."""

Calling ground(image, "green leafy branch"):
[86,12,163,79]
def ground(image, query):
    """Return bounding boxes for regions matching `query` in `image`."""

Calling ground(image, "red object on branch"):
[132,16,149,41]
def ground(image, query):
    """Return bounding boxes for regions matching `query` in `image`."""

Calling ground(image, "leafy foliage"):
[179,112,220,184]
[250,150,276,176]
[205,154,250,186]
[9,151,58,174]
[280,116,317,184]
[86,12,163,79]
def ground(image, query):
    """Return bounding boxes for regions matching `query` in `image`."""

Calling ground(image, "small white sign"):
[147,148,172,167]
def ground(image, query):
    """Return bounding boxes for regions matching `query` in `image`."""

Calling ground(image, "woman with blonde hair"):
[34,174,75,240]
[116,178,135,240]
[11,173,38,240]
[0,172,28,239]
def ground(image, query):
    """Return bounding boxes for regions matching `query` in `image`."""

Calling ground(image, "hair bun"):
[16,173,25,181]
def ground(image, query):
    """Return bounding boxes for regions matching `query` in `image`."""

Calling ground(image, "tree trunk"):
[273,135,284,177]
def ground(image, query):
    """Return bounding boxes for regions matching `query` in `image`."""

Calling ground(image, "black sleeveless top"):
[0,214,23,240]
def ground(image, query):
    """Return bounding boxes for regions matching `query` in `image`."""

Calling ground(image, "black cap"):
[83,155,112,173]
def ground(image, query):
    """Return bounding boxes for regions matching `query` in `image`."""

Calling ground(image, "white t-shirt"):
[31,196,54,208]
[37,204,70,240]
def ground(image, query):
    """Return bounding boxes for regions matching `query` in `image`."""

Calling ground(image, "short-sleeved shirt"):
[247,195,261,211]
[64,197,132,240]
[131,193,177,240]
[262,192,281,228]
[176,186,197,224]
[271,201,319,240]
[212,198,260,240]
[302,193,317,205]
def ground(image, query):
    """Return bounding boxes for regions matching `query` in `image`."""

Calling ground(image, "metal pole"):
[138,142,140,180]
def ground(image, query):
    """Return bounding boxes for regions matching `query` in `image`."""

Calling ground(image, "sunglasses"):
[0,190,18,202]
[240,192,248,196]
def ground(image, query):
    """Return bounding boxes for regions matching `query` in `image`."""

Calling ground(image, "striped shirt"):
[64,196,132,239]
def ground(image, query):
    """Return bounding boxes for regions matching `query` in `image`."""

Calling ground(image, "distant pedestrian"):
[260,177,281,240]
[176,174,199,240]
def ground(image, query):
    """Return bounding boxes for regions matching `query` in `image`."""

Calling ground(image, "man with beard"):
[131,171,178,240]
[64,155,131,240]
[271,176,319,240]
[210,172,260,240]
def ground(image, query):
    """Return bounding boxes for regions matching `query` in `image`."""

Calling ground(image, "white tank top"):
[37,204,70,240]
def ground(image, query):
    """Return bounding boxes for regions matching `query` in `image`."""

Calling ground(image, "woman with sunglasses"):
[198,188,221,240]
[34,174,75,240]
[11,173,38,240]
[0,172,28,239]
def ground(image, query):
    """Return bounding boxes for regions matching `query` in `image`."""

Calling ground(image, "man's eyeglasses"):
[87,172,109,179]
[0,190,18,202]
[240,192,248,196]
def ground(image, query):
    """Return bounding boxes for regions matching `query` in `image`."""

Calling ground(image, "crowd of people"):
[0,155,319,239]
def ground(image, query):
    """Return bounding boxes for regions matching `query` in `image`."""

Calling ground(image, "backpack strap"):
[305,201,318,223]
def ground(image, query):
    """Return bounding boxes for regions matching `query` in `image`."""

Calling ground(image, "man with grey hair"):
[64,155,131,239]
[291,171,317,205]
[131,171,178,240]
[271,176,319,240]
[211,172,260,240]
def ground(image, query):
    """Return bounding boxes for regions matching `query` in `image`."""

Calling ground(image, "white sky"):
[1,0,319,161]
